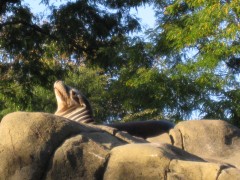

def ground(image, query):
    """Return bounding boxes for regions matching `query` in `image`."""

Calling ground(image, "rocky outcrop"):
[148,120,240,169]
[0,112,240,179]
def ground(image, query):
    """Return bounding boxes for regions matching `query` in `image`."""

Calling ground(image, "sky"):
[131,5,156,29]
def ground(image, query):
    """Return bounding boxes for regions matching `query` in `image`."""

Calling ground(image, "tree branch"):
[0,0,20,15]
[0,20,56,39]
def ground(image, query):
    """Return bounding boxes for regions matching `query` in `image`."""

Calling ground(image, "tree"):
[149,0,240,125]
[0,0,147,120]
[1,0,240,128]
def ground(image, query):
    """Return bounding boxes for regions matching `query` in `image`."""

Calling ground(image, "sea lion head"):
[54,80,92,116]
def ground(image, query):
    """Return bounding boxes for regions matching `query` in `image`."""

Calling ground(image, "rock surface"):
[0,112,240,179]
[150,120,240,169]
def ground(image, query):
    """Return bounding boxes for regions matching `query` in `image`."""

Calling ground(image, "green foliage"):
[149,0,240,125]
[153,0,240,64]
[0,0,143,120]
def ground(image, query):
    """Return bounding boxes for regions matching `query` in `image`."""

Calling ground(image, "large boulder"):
[0,112,138,179]
[149,120,240,169]
[0,112,240,179]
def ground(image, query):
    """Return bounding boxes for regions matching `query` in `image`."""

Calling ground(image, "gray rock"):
[0,112,94,179]
[0,112,239,179]
[169,120,240,168]
[45,135,109,180]
[104,143,204,180]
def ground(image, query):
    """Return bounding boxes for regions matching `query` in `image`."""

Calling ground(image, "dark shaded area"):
[226,57,240,73]
[0,0,20,14]
[107,120,175,139]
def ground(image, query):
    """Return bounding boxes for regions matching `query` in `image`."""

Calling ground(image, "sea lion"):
[54,80,174,138]
[54,80,94,123]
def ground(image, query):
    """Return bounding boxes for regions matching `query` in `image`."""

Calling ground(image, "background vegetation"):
[0,0,239,126]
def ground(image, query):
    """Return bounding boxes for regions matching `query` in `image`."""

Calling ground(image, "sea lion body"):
[54,80,174,138]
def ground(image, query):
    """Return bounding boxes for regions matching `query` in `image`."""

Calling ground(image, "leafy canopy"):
[150,0,240,125]
[0,0,240,127]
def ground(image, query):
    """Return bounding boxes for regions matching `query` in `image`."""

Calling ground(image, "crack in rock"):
[165,158,173,180]
[95,153,110,180]
[40,132,83,180]
[177,128,185,150]
[169,134,174,145]
[8,128,23,170]
[216,165,232,180]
